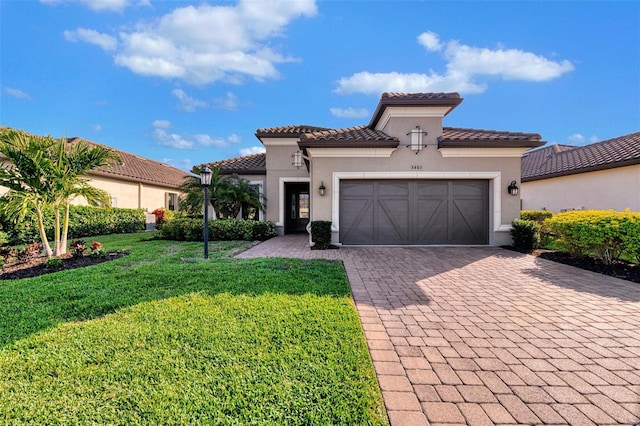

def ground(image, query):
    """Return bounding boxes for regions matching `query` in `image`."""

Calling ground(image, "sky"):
[1,0,639,172]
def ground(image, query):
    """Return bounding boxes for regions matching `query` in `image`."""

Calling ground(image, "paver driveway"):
[237,235,640,425]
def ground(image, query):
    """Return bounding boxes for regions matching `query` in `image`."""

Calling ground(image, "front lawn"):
[0,234,387,425]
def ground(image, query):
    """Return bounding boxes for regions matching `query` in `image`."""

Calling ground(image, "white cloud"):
[42,0,149,13]
[445,40,575,82]
[151,120,239,150]
[63,28,117,51]
[172,89,209,112]
[335,71,486,95]
[240,146,266,156]
[330,107,369,119]
[153,119,171,129]
[152,120,193,149]
[67,0,317,85]
[91,124,102,132]
[335,32,573,95]
[3,87,32,100]
[214,92,239,111]
[566,133,599,145]
[417,31,442,52]
[161,157,193,171]
[567,133,585,144]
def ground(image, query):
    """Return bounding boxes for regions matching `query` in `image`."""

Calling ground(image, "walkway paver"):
[237,235,640,425]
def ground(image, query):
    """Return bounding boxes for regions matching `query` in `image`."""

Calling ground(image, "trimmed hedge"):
[159,217,276,242]
[545,210,640,264]
[0,205,145,245]
[310,221,332,249]
[510,219,540,253]
[520,210,553,223]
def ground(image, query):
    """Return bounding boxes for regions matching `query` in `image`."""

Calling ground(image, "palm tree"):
[0,129,58,255]
[52,138,119,255]
[178,166,264,219]
[0,128,118,256]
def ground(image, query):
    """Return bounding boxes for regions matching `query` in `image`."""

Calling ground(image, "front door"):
[285,183,310,233]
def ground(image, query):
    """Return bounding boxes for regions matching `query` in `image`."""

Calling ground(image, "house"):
[521,132,640,212]
[0,129,189,212]
[209,92,545,246]
[74,138,189,212]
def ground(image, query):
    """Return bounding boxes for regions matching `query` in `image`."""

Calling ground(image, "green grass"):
[0,233,387,425]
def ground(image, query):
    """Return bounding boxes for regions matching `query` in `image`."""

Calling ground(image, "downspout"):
[138,182,143,209]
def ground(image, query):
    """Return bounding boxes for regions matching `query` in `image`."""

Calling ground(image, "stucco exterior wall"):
[521,165,640,212]
[263,140,310,234]
[73,174,181,211]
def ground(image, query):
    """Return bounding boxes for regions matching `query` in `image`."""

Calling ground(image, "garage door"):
[339,180,488,245]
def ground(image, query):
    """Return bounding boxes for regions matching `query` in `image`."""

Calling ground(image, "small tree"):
[0,128,118,256]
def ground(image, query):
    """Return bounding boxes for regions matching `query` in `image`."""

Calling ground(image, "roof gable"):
[369,92,463,129]
[522,131,640,181]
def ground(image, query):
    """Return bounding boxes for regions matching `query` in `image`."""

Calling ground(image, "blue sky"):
[1,0,638,171]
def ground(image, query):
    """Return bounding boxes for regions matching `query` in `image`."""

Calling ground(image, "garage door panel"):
[378,199,410,242]
[340,199,374,244]
[340,180,488,245]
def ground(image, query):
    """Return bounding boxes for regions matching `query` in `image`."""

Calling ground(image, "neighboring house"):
[208,92,545,246]
[521,132,640,212]
[0,131,189,212]
[76,138,189,212]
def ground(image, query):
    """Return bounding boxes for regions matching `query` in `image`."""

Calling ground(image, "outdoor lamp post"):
[200,166,212,259]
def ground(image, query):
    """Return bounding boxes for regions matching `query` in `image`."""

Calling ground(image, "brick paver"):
[238,235,640,425]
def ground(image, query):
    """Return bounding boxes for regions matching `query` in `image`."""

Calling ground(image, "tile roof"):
[206,152,266,175]
[77,138,189,188]
[370,92,463,128]
[255,125,332,138]
[439,127,545,148]
[521,131,640,181]
[298,125,399,148]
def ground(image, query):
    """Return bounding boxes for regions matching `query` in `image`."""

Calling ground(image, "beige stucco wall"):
[263,140,310,233]
[521,165,640,212]
[73,174,181,212]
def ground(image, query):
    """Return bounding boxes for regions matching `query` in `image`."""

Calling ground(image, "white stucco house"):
[209,92,545,246]
[521,131,640,212]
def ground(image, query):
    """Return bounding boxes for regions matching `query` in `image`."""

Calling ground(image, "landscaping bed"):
[505,246,640,284]
[0,251,127,280]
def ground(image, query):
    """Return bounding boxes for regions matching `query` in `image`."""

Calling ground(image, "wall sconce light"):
[508,180,519,196]
[407,126,427,154]
[318,181,326,196]
[291,150,303,168]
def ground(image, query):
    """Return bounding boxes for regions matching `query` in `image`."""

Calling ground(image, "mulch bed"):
[505,246,640,284]
[1,252,128,280]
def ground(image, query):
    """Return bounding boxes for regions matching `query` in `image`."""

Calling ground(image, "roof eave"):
[219,168,267,175]
[438,139,546,149]
[298,140,400,149]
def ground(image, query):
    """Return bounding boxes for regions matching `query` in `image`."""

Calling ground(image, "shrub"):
[0,205,145,245]
[70,240,87,258]
[510,219,540,253]
[44,257,63,269]
[158,217,276,242]
[520,210,553,223]
[310,221,332,250]
[546,210,640,264]
[17,241,43,261]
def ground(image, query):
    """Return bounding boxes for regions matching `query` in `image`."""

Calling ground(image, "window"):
[166,192,178,211]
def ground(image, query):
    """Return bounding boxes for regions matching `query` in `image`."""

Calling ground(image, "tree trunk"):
[60,201,70,256]
[53,203,62,256]
[35,205,53,257]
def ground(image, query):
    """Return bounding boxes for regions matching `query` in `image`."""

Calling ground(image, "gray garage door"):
[339,180,489,245]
